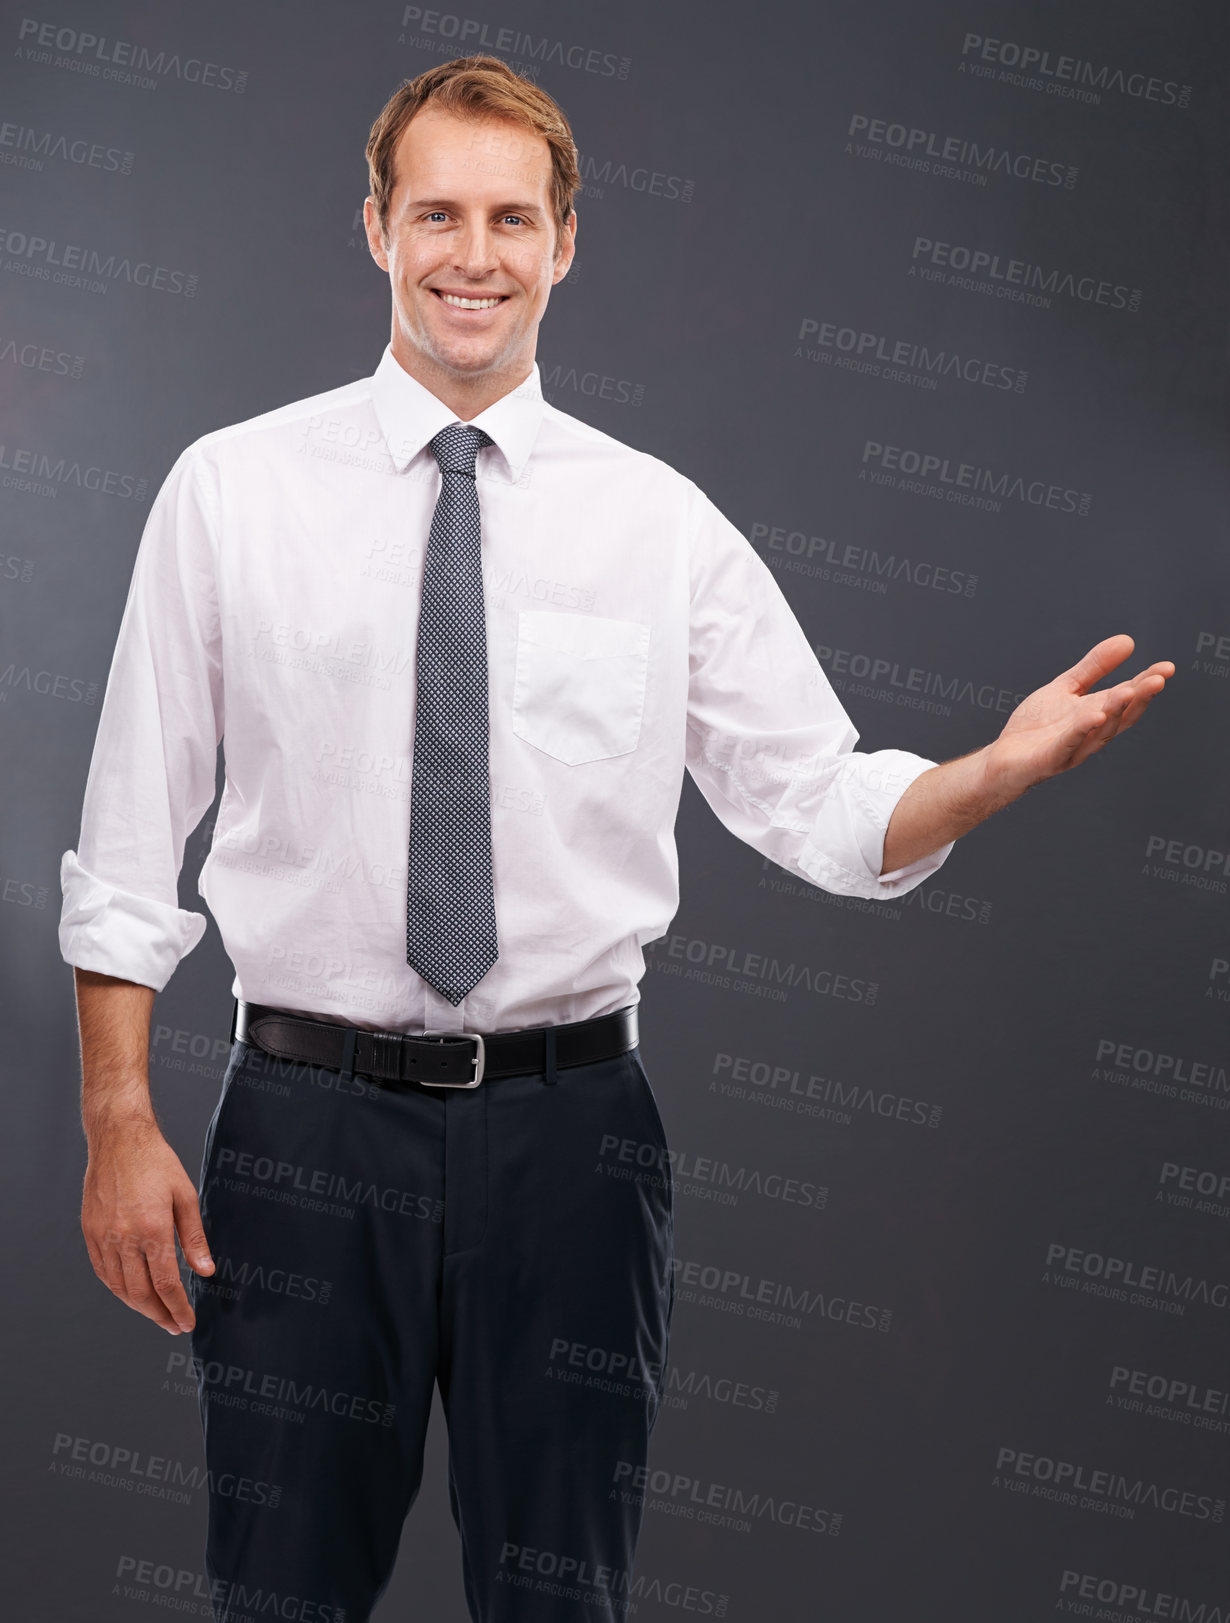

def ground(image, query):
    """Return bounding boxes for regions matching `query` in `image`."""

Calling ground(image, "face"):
[364,105,576,397]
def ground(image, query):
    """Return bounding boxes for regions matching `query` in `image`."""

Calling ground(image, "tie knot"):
[430,423,493,478]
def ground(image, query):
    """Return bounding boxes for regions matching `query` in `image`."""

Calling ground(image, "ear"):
[363,197,390,272]
[552,209,577,283]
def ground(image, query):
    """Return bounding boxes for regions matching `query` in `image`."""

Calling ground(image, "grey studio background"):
[2,0,1228,1618]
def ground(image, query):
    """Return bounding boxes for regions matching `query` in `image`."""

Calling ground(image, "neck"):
[389,334,533,421]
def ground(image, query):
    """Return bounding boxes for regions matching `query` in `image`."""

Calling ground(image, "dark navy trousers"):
[188,1022,675,1623]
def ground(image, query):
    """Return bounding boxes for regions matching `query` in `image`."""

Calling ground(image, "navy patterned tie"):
[405,423,499,1005]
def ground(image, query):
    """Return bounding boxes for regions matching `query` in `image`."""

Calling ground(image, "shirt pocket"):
[511,609,651,766]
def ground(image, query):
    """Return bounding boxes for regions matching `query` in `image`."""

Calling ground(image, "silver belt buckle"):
[418,1030,486,1087]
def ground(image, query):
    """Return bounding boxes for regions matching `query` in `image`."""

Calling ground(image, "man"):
[61,53,1172,1623]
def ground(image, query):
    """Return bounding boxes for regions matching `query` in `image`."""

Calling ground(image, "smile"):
[432,290,509,310]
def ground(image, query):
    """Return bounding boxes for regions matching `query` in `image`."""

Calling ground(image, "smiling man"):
[62,53,1171,1623]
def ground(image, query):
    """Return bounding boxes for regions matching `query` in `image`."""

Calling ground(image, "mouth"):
[429,289,511,312]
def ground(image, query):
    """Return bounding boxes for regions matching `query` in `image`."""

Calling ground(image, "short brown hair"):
[366,55,581,256]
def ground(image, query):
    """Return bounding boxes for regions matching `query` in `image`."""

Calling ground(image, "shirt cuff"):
[58,849,208,992]
[796,749,956,899]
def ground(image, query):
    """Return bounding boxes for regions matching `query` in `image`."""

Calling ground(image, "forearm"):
[73,968,158,1140]
[880,743,1021,875]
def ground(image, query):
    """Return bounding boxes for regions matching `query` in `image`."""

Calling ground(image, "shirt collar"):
[369,342,544,485]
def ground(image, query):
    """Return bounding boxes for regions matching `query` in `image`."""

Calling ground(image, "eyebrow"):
[406,196,545,217]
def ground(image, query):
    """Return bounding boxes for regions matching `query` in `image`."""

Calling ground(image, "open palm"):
[988,634,1174,795]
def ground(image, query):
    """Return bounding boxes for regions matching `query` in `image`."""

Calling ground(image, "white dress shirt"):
[58,343,955,1035]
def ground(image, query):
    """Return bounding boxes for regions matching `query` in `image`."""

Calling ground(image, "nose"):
[449,219,500,280]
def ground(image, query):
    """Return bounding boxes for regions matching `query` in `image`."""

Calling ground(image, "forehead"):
[390,106,553,204]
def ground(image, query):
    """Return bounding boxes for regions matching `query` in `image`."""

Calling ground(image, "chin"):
[434,352,506,382]
[435,342,502,372]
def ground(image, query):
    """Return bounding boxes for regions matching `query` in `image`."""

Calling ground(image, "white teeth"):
[438,292,504,309]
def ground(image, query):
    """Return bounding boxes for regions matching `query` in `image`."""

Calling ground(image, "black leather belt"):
[231,998,638,1089]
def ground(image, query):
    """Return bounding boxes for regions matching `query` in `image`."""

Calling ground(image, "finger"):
[1083,709,1120,752]
[1064,634,1135,695]
[114,1229,186,1333]
[1111,696,1148,734]
[1068,666,1171,764]
[1062,711,1114,770]
[1065,691,1131,762]
[1119,665,1172,699]
[1115,678,1166,732]
[1076,680,1147,756]
[1109,665,1170,702]
[171,1184,215,1279]
[1102,671,1168,734]
[91,1229,129,1299]
[145,1225,200,1332]
[172,1180,215,1280]
[82,1224,106,1282]
[1052,707,1108,766]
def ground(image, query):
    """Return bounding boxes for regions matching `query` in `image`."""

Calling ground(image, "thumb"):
[1064,633,1133,694]
[172,1183,215,1274]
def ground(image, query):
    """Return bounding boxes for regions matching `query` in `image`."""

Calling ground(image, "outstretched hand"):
[985,635,1174,799]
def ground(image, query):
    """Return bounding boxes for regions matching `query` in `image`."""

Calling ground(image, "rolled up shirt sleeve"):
[59,443,224,990]
[683,484,955,898]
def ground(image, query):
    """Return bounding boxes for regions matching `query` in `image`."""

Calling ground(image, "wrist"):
[977,740,1032,810]
[83,1086,158,1146]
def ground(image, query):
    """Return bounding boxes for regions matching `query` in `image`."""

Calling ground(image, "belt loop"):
[543,1025,557,1087]
[340,1025,358,1081]
[229,997,238,1045]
